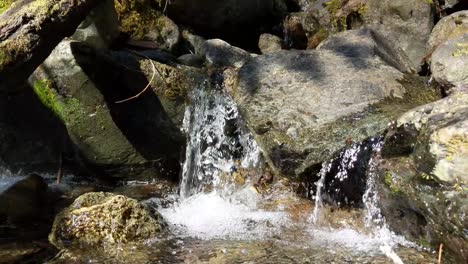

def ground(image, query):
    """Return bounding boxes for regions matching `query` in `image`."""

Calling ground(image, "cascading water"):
[159,85,289,240]
[179,84,260,199]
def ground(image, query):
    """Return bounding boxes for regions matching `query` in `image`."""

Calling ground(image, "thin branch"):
[115,50,157,104]
[438,243,443,264]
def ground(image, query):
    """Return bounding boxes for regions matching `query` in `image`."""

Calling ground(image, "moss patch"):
[452,42,468,57]
[114,0,161,39]
[0,0,14,14]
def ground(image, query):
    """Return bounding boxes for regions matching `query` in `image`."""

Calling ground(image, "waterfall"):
[179,84,260,199]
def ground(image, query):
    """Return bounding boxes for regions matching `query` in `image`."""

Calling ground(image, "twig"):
[438,243,443,264]
[115,50,157,104]
[56,152,63,184]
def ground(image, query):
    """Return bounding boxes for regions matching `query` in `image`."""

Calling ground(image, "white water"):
[156,86,421,262]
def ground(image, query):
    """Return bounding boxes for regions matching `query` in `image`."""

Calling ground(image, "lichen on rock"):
[49,192,166,249]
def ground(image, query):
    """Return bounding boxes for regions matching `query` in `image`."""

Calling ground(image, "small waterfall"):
[179,84,260,199]
[310,161,331,224]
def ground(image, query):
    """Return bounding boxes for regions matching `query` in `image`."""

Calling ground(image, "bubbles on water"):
[159,189,290,240]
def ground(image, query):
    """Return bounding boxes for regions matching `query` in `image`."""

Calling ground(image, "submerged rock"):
[228,47,440,180]
[377,92,468,261]
[29,40,192,180]
[49,192,166,249]
[0,174,50,224]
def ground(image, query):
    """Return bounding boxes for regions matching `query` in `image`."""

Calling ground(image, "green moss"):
[326,0,348,31]
[384,172,403,195]
[0,0,14,14]
[114,0,161,39]
[452,42,468,57]
[32,78,85,122]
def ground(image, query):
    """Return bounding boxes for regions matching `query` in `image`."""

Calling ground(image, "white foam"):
[159,190,290,240]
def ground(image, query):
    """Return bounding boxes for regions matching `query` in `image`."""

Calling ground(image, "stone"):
[383,92,468,185]
[0,174,50,224]
[302,0,434,71]
[178,54,205,67]
[49,192,166,249]
[228,48,440,179]
[258,33,283,54]
[29,40,188,180]
[203,39,252,68]
[431,34,468,91]
[317,28,416,74]
[376,92,468,261]
[71,0,120,49]
[165,0,287,46]
[144,15,181,51]
[427,11,468,55]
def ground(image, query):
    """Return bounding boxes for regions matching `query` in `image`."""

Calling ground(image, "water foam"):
[159,189,290,240]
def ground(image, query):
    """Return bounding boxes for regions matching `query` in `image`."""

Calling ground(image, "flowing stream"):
[150,85,435,263]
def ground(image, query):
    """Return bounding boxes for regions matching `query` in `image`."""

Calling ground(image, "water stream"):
[151,85,435,263]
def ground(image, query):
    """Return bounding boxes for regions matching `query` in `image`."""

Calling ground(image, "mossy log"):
[0,0,101,92]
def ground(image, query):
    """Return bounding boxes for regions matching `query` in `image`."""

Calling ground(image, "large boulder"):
[0,174,50,224]
[165,0,287,47]
[376,92,468,262]
[302,0,434,70]
[49,192,166,249]
[228,47,440,180]
[428,11,468,91]
[29,40,199,180]
[71,0,120,49]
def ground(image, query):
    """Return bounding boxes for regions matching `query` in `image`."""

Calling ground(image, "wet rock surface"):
[378,92,468,262]
[229,47,440,179]
[49,192,166,249]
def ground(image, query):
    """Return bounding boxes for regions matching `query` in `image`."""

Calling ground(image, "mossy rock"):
[49,192,166,249]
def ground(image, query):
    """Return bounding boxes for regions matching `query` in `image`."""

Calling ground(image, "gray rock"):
[144,15,180,51]
[0,174,49,224]
[317,28,416,73]
[384,92,468,185]
[166,0,287,40]
[431,34,468,90]
[228,48,439,178]
[302,0,434,71]
[182,30,207,56]
[203,39,251,68]
[258,33,283,54]
[377,93,468,262]
[29,40,186,180]
[427,10,468,54]
[49,192,166,249]
[71,0,120,49]
[178,54,205,67]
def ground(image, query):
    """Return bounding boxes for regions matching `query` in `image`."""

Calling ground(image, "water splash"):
[179,85,260,199]
[309,161,331,224]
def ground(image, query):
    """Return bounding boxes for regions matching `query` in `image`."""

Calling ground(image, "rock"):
[258,33,283,54]
[0,174,50,224]
[203,39,252,68]
[178,54,205,67]
[302,0,434,70]
[114,0,159,40]
[49,192,166,249]
[144,15,181,51]
[228,48,440,179]
[0,87,73,173]
[427,11,468,55]
[431,34,468,91]
[29,40,188,180]
[376,94,468,261]
[181,30,207,57]
[383,92,468,185]
[317,28,416,74]
[71,0,120,49]
[165,0,287,47]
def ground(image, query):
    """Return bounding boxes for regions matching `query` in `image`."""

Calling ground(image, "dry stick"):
[438,243,444,264]
[115,50,157,104]
[56,152,63,184]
